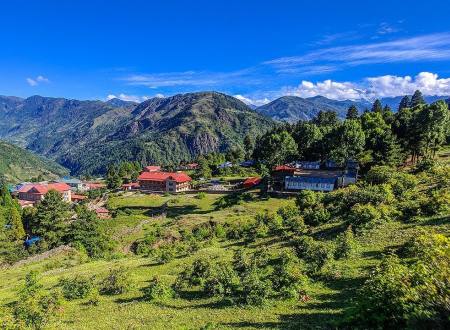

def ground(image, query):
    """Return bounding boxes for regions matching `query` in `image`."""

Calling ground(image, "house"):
[274,160,359,192]
[59,178,88,192]
[138,171,192,192]
[218,161,233,169]
[285,176,336,192]
[95,207,110,219]
[18,182,72,205]
[143,165,161,172]
[71,194,87,202]
[85,182,106,190]
[122,182,139,191]
[243,177,262,188]
[292,161,321,170]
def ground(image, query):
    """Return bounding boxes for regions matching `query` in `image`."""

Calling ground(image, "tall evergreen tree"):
[9,207,25,241]
[30,190,70,248]
[346,105,359,120]
[398,95,410,111]
[410,90,425,107]
[371,99,383,113]
[382,105,394,125]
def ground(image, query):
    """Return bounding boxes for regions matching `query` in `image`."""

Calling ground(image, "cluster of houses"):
[271,160,358,192]
[11,158,358,212]
[13,179,106,208]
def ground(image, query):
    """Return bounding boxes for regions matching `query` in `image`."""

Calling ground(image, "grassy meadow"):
[1,185,448,329]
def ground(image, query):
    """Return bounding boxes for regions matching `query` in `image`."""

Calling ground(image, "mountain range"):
[1,92,448,176]
[0,92,273,175]
[254,95,450,122]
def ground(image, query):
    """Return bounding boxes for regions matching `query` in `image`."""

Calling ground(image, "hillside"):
[0,140,68,183]
[256,96,370,122]
[0,93,273,175]
[0,159,448,329]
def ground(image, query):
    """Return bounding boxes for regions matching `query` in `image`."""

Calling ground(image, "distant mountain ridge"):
[255,94,450,123]
[0,92,273,175]
[255,96,371,122]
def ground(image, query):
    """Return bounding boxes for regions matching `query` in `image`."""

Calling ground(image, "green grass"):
[1,168,449,329]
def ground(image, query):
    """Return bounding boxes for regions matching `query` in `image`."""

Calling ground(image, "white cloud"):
[26,75,50,87]
[283,80,365,100]
[277,72,450,100]
[234,94,271,106]
[107,93,150,103]
[366,72,450,97]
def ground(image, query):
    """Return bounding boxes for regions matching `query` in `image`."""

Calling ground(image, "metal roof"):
[286,176,336,184]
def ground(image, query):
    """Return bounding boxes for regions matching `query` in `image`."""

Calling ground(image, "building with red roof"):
[122,182,140,191]
[18,182,72,205]
[144,165,161,172]
[138,171,192,192]
[243,177,262,189]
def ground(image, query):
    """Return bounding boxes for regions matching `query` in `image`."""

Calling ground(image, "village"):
[10,158,359,218]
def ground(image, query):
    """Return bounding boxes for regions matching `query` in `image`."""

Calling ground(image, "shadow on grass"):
[114,203,213,219]
[420,215,449,227]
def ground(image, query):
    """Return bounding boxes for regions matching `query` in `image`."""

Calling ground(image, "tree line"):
[253,90,450,171]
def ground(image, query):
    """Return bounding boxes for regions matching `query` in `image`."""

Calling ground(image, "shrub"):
[9,271,62,329]
[196,192,206,200]
[86,288,100,306]
[294,236,333,272]
[334,226,358,259]
[174,257,213,290]
[240,266,272,306]
[303,206,330,226]
[346,203,384,231]
[346,234,450,328]
[142,276,174,302]
[270,250,308,299]
[59,275,95,300]
[203,261,240,298]
[153,244,177,264]
[365,165,393,184]
[424,189,450,215]
[100,267,133,295]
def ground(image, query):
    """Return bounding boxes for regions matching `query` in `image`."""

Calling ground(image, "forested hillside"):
[0,93,273,175]
[0,141,68,183]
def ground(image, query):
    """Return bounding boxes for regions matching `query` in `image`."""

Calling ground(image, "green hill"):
[0,140,68,183]
[0,93,273,175]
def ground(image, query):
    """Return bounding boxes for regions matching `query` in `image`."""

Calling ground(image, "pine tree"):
[9,207,25,241]
[410,90,425,107]
[398,95,410,111]
[371,99,383,113]
[382,105,394,125]
[346,105,359,119]
[30,190,70,248]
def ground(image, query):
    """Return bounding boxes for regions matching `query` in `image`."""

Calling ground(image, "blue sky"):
[1,0,450,104]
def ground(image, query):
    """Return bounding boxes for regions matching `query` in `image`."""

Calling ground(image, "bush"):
[59,275,95,300]
[270,250,308,299]
[303,206,330,226]
[240,266,272,306]
[424,189,450,215]
[100,267,133,295]
[278,205,306,234]
[142,276,174,302]
[346,234,450,328]
[346,203,386,231]
[196,192,206,200]
[294,236,333,272]
[9,271,62,329]
[334,226,358,259]
[153,244,177,264]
